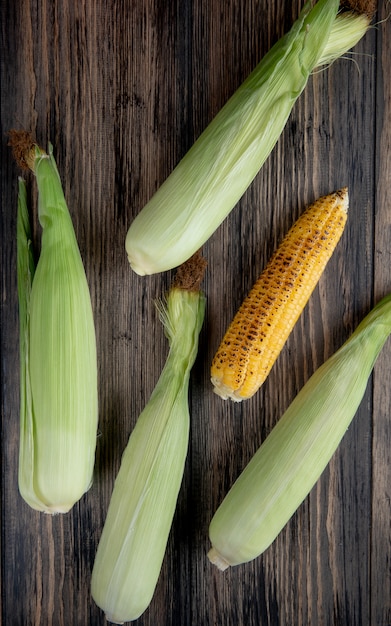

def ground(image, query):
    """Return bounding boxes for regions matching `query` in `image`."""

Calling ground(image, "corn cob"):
[91,253,207,624]
[211,188,348,401]
[11,130,98,514]
[125,0,374,276]
[208,292,391,570]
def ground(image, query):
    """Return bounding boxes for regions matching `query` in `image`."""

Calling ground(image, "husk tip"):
[207,546,231,571]
[105,614,125,625]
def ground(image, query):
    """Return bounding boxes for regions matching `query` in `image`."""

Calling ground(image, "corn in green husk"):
[14,133,98,514]
[125,0,374,275]
[208,293,391,570]
[91,254,207,624]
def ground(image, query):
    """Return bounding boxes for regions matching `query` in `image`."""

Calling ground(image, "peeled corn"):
[211,188,348,401]
[208,293,391,569]
[12,131,98,514]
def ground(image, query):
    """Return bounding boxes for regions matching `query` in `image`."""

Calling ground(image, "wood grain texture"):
[1,1,390,625]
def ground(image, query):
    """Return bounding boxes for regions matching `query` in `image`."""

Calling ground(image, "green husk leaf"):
[317,9,372,67]
[16,178,44,511]
[91,255,206,623]
[11,132,99,514]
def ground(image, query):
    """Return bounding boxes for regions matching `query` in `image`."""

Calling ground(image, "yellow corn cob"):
[211,188,348,402]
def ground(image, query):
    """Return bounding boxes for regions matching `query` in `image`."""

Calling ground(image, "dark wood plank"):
[371,3,391,625]
[1,1,390,625]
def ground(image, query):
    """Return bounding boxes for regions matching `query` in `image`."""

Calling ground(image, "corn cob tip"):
[207,547,230,571]
[211,377,244,402]
[335,186,349,211]
[171,250,208,292]
[8,129,45,171]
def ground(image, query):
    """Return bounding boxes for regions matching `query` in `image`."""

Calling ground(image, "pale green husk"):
[125,0,372,275]
[208,293,391,569]
[317,10,371,67]
[16,147,98,514]
[91,286,206,624]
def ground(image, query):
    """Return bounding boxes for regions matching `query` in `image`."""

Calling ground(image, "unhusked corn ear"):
[91,253,207,624]
[208,292,391,569]
[11,130,98,514]
[125,0,340,276]
[211,188,348,401]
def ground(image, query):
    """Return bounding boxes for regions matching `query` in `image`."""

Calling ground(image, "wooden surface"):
[1,1,390,624]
